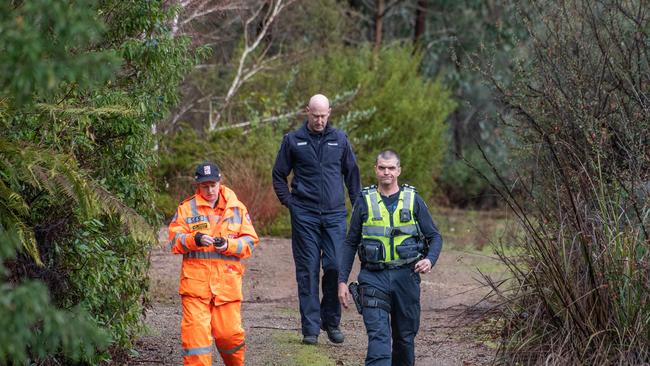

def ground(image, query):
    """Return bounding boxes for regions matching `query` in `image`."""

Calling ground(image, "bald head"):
[306,94,331,133]
[309,94,330,110]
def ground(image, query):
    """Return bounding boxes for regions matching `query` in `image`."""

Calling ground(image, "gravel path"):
[130,235,498,365]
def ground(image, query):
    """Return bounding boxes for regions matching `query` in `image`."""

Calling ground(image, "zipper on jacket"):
[389,203,395,261]
[316,133,324,213]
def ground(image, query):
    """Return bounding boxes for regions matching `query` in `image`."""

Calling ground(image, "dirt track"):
[130,234,498,365]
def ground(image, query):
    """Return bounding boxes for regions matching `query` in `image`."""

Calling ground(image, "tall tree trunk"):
[452,110,463,158]
[413,0,427,45]
[373,0,384,58]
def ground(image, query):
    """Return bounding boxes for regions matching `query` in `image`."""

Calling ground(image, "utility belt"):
[361,257,419,271]
[348,282,392,314]
[358,237,426,271]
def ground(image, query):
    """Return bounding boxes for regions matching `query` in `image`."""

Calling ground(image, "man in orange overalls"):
[169,162,259,366]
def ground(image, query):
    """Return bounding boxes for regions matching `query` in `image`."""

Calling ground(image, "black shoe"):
[320,323,345,344]
[302,335,318,345]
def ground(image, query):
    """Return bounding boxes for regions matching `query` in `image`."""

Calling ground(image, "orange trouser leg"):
[181,296,213,366]
[211,301,245,366]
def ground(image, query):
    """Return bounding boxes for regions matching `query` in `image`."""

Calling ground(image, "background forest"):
[1,0,647,364]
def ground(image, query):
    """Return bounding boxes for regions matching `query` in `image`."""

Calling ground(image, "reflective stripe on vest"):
[361,186,419,262]
[180,233,190,252]
[183,251,240,261]
[171,232,190,252]
[236,235,256,255]
[361,224,419,237]
[224,207,242,224]
[368,188,382,220]
[190,198,199,217]
[242,235,255,253]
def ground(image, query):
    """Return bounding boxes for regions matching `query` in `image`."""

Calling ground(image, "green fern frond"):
[0,137,153,264]
[0,177,42,264]
[0,208,41,265]
[89,183,155,243]
[0,180,30,217]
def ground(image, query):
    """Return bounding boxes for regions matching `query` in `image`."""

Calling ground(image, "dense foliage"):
[486,0,649,363]
[0,0,199,363]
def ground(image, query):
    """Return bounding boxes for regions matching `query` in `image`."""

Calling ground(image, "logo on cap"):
[204,165,211,175]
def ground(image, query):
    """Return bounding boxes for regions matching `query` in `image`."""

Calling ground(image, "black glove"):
[195,232,208,246]
[213,236,227,250]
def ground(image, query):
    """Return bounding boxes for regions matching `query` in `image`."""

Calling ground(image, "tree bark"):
[414,0,427,45]
[373,0,384,58]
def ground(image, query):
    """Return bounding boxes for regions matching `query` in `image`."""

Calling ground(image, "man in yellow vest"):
[338,149,443,366]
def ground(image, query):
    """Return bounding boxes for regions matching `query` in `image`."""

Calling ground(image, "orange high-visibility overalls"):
[169,184,259,366]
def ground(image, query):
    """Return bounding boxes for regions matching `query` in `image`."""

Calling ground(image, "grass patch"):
[432,207,523,252]
[277,306,300,318]
[271,331,336,366]
[258,210,292,237]
[432,207,505,250]
[450,244,514,276]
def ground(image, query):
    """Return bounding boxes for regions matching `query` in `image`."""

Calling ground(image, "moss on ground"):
[270,331,336,366]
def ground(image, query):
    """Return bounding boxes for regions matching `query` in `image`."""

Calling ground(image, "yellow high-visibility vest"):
[361,185,421,263]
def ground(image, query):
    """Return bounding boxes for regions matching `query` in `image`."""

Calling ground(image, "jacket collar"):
[296,121,333,139]
[193,184,240,210]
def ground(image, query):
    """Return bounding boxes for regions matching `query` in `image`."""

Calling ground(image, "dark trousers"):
[358,267,421,366]
[290,205,347,336]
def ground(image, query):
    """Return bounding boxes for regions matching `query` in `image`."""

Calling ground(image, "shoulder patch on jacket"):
[401,184,417,192]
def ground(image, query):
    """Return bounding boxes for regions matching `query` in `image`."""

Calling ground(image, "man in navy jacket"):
[272,94,361,345]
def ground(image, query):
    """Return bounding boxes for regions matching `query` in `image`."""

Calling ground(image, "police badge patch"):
[191,223,208,231]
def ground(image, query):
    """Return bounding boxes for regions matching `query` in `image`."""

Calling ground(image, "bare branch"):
[170,0,249,37]
[209,0,293,131]
[214,107,302,132]
[168,99,197,130]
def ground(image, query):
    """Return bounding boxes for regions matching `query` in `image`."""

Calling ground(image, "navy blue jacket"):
[338,186,443,283]
[272,122,361,214]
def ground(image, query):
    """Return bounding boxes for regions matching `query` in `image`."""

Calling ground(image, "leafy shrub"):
[0,281,109,364]
[485,1,650,363]
[438,146,500,208]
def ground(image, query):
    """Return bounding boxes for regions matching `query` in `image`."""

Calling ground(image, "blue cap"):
[194,162,221,183]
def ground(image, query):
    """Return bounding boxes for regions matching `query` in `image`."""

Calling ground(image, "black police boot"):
[320,322,345,344]
[302,335,318,345]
